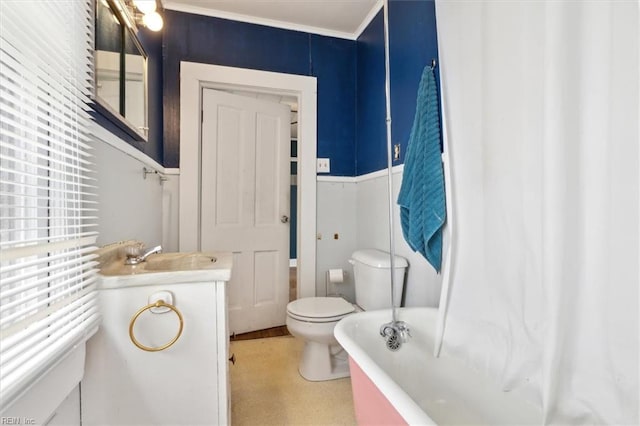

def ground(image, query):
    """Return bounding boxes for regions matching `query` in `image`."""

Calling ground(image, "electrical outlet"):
[317,158,330,173]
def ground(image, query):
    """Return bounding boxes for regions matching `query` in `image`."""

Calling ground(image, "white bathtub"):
[334,307,542,425]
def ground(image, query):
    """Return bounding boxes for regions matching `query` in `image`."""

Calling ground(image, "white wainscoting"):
[316,181,358,301]
[151,159,442,305]
[161,170,180,253]
[92,125,164,247]
[352,167,444,307]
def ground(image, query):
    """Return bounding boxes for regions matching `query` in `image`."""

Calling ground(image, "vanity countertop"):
[96,241,232,289]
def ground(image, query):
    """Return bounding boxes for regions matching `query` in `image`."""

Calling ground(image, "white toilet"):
[286,249,408,381]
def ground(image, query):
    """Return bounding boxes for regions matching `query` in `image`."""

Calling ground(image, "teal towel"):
[397,65,446,272]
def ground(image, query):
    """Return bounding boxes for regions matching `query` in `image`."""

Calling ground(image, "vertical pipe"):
[382,0,398,323]
[434,109,454,357]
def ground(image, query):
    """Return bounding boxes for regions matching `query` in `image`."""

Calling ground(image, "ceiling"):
[162,0,382,39]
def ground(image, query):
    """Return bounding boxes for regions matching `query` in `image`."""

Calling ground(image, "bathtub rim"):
[334,307,438,426]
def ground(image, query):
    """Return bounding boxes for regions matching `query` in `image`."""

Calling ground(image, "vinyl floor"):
[229,336,357,426]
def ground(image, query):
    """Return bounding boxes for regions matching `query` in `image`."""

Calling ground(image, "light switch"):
[394,144,401,161]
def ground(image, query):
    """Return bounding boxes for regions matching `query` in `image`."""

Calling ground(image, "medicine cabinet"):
[94,0,148,141]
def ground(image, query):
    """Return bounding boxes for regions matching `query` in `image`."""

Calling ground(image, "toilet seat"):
[287,297,355,323]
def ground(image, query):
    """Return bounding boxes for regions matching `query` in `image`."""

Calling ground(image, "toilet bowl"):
[286,297,356,381]
[286,249,409,382]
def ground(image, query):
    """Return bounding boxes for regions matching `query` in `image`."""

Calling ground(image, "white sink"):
[145,252,218,271]
[100,252,218,276]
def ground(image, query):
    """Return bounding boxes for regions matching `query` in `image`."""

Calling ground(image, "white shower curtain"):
[435,1,638,424]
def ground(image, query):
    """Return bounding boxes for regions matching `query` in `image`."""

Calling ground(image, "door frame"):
[179,61,317,299]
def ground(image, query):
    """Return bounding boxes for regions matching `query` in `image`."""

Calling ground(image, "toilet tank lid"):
[351,249,408,268]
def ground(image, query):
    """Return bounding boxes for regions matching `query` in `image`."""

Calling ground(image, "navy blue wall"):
[162,10,356,175]
[389,0,439,160]
[356,0,439,175]
[311,36,357,174]
[355,11,386,175]
[92,27,164,164]
[95,1,437,174]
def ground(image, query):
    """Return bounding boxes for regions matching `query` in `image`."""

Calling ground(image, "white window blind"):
[0,0,100,407]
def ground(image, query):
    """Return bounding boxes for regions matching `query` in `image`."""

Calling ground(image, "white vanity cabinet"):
[81,250,232,426]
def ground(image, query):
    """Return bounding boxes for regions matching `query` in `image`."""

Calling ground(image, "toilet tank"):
[349,249,408,311]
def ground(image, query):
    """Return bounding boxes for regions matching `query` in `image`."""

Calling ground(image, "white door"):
[201,89,290,335]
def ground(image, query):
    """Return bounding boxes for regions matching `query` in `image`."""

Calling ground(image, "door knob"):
[229,353,236,365]
[281,215,289,223]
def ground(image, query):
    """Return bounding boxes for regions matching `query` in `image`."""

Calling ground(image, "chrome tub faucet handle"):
[125,244,163,265]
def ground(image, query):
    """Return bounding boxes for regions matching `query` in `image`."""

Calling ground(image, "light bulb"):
[133,0,156,14]
[142,11,163,31]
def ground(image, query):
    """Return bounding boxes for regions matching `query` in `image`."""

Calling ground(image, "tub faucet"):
[125,245,163,265]
[380,320,411,351]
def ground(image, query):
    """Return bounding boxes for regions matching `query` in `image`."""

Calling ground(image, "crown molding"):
[354,0,383,40]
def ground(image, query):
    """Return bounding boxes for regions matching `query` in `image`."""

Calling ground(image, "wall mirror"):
[94,0,148,141]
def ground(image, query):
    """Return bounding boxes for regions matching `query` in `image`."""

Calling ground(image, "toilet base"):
[298,340,351,381]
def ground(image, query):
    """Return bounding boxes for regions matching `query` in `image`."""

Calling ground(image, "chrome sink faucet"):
[125,245,163,265]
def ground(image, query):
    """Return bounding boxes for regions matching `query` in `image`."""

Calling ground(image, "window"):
[0,0,100,406]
